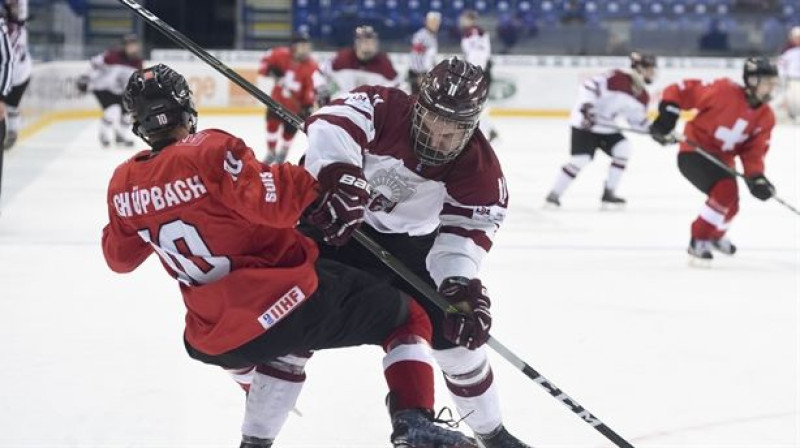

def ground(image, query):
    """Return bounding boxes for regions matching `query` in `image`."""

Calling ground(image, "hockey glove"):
[650,101,681,145]
[76,74,89,94]
[266,66,285,79]
[298,106,314,121]
[440,277,492,350]
[746,174,775,201]
[305,163,371,246]
[579,103,596,129]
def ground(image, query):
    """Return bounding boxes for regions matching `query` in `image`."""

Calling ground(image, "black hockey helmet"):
[742,56,779,106]
[411,57,488,166]
[291,31,311,45]
[123,64,197,145]
[290,31,312,61]
[630,51,657,84]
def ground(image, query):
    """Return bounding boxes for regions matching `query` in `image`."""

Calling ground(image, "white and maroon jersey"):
[569,69,650,134]
[6,19,30,86]
[324,48,400,94]
[304,86,508,286]
[460,26,491,69]
[409,27,438,75]
[0,19,13,97]
[87,49,144,95]
[779,43,800,80]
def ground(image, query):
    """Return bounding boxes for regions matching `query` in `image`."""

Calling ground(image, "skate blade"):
[542,202,560,210]
[688,256,712,268]
[600,202,626,211]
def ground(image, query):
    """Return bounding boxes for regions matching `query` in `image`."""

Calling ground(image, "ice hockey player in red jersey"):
[247,58,531,447]
[546,52,656,208]
[101,63,477,448]
[324,25,400,94]
[650,57,779,262]
[258,32,324,164]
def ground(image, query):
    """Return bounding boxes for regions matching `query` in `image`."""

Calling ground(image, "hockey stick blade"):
[118,1,638,446]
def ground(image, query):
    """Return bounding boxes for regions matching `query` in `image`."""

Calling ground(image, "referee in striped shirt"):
[0,17,13,204]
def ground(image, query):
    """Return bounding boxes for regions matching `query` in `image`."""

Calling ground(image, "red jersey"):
[102,129,320,355]
[661,78,775,176]
[258,47,319,114]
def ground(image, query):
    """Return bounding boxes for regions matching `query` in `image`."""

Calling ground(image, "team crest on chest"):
[367,168,416,213]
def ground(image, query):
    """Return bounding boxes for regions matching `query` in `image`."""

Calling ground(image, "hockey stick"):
[118,2,637,446]
[601,122,800,216]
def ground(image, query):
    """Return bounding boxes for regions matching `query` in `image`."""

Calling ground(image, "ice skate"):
[391,409,478,448]
[544,192,561,208]
[115,134,135,148]
[711,236,737,255]
[99,134,111,148]
[263,150,278,165]
[239,435,273,448]
[476,425,533,448]
[4,130,18,150]
[600,188,626,210]
[688,238,713,267]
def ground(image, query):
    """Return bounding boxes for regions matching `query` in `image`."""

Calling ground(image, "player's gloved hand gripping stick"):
[117,1,639,446]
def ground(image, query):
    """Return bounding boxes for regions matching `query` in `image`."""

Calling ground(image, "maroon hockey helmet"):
[354,25,379,61]
[123,64,197,145]
[411,57,488,166]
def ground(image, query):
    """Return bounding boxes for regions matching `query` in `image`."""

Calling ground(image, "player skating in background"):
[2,0,30,150]
[459,9,498,142]
[650,57,779,263]
[102,64,477,448]
[408,11,441,95]
[252,58,530,448]
[79,34,143,148]
[545,52,656,208]
[778,26,800,121]
[324,25,400,95]
[0,16,14,205]
[257,32,325,164]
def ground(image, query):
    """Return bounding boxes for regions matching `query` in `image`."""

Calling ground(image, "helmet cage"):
[411,102,478,166]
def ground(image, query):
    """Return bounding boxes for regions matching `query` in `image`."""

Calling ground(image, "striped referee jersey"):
[0,18,14,97]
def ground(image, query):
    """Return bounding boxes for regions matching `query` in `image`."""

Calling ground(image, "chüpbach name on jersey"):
[258,286,307,329]
[113,175,207,217]
[260,172,278,203]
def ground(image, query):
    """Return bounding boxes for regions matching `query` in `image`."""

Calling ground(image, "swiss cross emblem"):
[713,118,749,152]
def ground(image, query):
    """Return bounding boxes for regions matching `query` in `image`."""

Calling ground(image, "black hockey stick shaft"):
[119,1,637,446]
[606,123,800,216]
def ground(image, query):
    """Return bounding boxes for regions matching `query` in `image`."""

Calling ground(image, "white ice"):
[0,115,797,447]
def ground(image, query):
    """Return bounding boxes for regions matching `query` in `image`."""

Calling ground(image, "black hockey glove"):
[578,103,596,129]
[76,74,89,94]
[746,174,775,201]
[298,106,314,121]
[305,163,371,246]
[650,101,681,146]
[266,66,285,79]
[440,277,492,350]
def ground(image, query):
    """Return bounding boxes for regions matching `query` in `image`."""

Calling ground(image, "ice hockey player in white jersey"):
[0,16,14,205]
[545,52,656,208]
[241,58,535,448]
[78,34,143,147]
[324,25,400,95]
[459,9,498,142]
[408,11,441,94]
[779,26,800,121]
[2,0,31,150]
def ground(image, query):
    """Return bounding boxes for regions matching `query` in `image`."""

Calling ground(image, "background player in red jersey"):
[258,32,324,164]
[102,63,477,448]
[650,57,779,262]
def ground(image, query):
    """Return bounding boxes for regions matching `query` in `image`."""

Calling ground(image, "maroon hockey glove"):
[306,163,371,246]
[440,277,492,350]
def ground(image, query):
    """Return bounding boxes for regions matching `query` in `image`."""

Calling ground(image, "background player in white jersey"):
[408,11,440,95]
[324,25,400,96]
[2,0,30,150]
[0,16,14,205]
[778,26,800,121]
[250,58,532,448]
[545,52,656,208]
[78,34,143,147]
[459,10,498,142]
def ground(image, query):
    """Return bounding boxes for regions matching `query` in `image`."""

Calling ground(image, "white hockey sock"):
[434,346,502,435]
[241,353,311,440]
[605,139,631,192]
[6,106,20,133]
[550,154,591,196]
[101,104,121,142]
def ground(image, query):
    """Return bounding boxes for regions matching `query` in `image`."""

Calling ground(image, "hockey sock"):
[6,105,20,134]
[692,178,738,240]
[266,118,281,154]
[101,105,121,143]
[241,353,311,440]
[383,299,435,411]
[605,139,631,192]
[227,366,256,392]
[434,346,502,435]
[550,154,591,196]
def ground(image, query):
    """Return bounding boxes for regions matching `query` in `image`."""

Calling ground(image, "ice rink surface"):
[0,115,797,447]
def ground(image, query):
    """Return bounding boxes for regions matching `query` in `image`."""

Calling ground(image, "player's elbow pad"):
[651,101,680,134]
